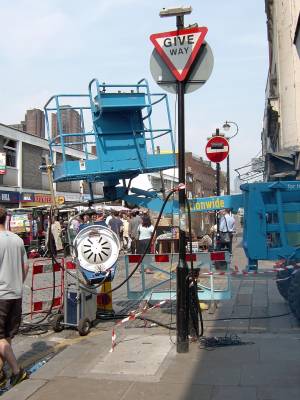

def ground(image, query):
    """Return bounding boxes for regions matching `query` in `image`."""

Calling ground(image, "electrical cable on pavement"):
[199,334,254,350]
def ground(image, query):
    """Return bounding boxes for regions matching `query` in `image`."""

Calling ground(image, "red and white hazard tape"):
[109,329,117,353]
[109,300,168,352]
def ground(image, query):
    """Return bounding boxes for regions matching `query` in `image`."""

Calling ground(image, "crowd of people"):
[47,207,236,256]
[63,209,155,256]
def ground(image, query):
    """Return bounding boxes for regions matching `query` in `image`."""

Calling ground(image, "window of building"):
[40,150,50,173]
[3,138,17,167]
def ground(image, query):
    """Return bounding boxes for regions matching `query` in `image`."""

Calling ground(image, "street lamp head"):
[159,6,192,18]
[223,121,231,131]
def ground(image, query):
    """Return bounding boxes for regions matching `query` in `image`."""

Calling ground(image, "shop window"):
[3,138,17,167]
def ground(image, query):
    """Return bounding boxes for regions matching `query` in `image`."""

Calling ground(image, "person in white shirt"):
[121,214,131,252]
[136,215,154,255]
[105,212,112,226]
[219,209,236,253]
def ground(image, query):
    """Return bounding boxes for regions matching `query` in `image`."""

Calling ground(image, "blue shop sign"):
[0,191,20,203]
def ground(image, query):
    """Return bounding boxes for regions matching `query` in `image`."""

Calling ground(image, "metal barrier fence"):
[124,251,232,301]
[30,258,64,318]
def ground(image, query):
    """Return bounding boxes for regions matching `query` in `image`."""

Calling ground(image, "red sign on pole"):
[150,27,208,81]
[205,136,229,163]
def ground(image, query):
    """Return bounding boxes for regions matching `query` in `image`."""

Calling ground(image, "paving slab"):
[123,382,213,400]
[257,386,300,400]
[240,361,300,386]
[91,334,172,376]
[161,357,241,385]
[28,377,133,400]
[1,379,47,400]
[211,385,257,400]
[258,336,300,362]
[237,294,252,305]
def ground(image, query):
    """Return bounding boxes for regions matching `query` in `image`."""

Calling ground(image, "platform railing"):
[45,84,175,167]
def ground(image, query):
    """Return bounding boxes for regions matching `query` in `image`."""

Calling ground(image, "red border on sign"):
[150,27,208,82]
[205,136,229,163]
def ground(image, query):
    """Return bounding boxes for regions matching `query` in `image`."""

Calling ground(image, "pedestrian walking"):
[219,209,236,253]
[105,212,112,226]
[128,211,142,254]
[108,212,123,241]
[121,214,131,252]
[0,207,29,387]
[48,217,63,256]
[94,211,107,227]
[136,215,154,255]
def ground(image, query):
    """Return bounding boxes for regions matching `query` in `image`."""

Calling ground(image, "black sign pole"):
[176,15,189,354]
[216,161,221,239]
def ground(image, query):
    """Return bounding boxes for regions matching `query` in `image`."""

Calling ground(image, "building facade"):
[263,1,300,179]
[51,106,82,151]
[10,109,45,138]
[24,109,45,138]
[0,123,102,208]
[148,152,226,236]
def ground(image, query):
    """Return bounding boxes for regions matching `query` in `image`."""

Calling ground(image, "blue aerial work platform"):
[44,78,175,192]
[188,180,300,270]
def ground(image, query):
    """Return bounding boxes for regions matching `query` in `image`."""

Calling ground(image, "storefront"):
[20,193,65,207]
[0,190,20,208]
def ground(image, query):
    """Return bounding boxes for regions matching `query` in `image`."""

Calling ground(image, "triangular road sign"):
[150,27,208,82]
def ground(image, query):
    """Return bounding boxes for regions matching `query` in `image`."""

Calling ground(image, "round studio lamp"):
[74,225,120,274]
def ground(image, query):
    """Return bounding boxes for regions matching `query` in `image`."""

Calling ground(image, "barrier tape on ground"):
[109,300,168,352]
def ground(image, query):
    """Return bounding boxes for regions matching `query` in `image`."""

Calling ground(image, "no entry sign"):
[150,27,208,81]
[205,136,229,163]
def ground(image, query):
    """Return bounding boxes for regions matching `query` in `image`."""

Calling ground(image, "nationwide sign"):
[150,27,208,81]
[189,194,243,213]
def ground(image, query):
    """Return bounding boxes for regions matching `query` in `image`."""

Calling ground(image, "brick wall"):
[55,153,73,192]
[22,143,43,190]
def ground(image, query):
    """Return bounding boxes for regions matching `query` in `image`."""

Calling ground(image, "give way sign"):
[205,136,229,163]
[150,27,208,81]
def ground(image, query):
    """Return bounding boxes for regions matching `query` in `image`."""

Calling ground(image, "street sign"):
[205,136,229,163]
[150,27,208,81]
[150,41,214,94]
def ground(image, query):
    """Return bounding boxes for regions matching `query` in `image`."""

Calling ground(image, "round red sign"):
[205,136,229,163]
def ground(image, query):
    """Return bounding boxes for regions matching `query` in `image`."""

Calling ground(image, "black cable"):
[203,312,291,321]
[22,188,179,334]
[21,208,58,332]
[186,193,204,338]
[199,334,254,349]
[108,187,180,294]
[97,312,176,330]
[137,316,176,330]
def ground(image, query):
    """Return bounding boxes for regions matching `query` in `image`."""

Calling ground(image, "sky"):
[0,0,269,187]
